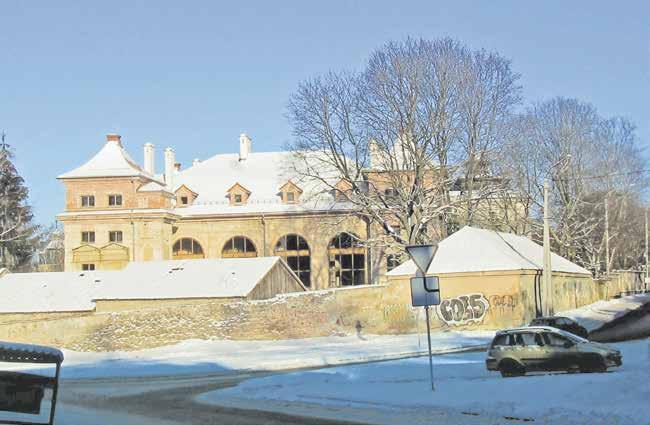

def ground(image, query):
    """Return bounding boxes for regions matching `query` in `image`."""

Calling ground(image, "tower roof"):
[58,135,158,181]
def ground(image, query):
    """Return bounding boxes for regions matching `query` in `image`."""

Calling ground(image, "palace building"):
[57,134,380,289]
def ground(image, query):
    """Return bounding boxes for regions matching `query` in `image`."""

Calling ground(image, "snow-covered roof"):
[58,137,160,182]
[387,226,591,277]
[94,257,303,300]
[0,271,103,313]
[169,150,344,212]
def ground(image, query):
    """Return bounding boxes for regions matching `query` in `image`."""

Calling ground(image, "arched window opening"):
[222,236,257,258]
[328,232,366,286]
[275,234,310,287]
[172,238,204,259]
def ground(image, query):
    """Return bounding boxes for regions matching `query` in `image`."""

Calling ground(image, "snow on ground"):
[198,338,650,425]
[561,293,650,331]
[3,331,493,380]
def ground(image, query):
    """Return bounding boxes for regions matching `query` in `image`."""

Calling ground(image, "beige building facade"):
[58,134,381,289]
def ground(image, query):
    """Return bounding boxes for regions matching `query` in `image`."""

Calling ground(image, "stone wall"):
[0,270,617,352]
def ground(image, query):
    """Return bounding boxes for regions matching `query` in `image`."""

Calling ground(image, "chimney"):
[174,162,182,172]
[106,134,122,146]
[143,143,155,175]
[164,147,175,189]
[369,139,381,169]
[239,133,252,161]
[192,158,201,167]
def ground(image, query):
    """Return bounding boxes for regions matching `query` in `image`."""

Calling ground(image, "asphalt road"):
[58,371,373,425]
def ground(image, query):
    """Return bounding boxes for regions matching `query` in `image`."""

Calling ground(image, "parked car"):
[529,316,589,338]
[486,326,622,377]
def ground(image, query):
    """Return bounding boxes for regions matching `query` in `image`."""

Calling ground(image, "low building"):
[0,257,305,316]
[386,226,594,328]
[93,256,306,312]
[0,271,99,326]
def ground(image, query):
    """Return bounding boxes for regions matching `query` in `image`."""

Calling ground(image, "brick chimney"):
[164,147,176,189]
[239,133,252,161]
[143,143,155,175]
[106,134,122,146]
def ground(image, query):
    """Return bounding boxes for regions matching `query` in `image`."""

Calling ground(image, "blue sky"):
[1,1,648,225]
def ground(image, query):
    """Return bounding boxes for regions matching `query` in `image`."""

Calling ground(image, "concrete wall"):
[0,269,609,352]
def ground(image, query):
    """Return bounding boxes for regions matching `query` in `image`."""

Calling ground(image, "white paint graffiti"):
[438,293,489,326]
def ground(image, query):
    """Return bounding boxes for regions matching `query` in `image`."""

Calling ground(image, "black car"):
[529,316,589,339]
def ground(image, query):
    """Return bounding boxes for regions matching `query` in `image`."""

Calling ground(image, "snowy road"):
[199,338,650,425]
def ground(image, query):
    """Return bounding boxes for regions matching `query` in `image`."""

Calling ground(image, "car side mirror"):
[563,341,574,349]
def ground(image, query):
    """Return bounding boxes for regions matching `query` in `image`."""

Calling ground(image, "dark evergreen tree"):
[0,132,38,270]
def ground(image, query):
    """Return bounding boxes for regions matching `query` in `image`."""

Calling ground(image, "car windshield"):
[554,328,588,343]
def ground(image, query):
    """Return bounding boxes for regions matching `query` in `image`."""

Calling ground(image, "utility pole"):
[604,196,610,275]
[543,179,553,316]
[643,207,650,291]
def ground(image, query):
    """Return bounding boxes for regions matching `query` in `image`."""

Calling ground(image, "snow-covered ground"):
[198,338,650,425]
[561,293,650,331]
[5,331,493,380]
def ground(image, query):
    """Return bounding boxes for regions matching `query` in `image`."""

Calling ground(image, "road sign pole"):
[425,305,435,391]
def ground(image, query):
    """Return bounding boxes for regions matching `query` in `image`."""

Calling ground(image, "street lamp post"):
[543,180,553,316]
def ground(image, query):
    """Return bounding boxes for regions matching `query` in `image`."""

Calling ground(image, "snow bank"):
[2,332,493,380]
[199,338,650,425]
[560,293,650,331]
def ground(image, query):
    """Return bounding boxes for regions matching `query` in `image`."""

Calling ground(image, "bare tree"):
[287,38,522,253]
[502,98,648,274]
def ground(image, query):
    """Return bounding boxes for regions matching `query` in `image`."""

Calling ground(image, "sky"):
[1,0,648,225]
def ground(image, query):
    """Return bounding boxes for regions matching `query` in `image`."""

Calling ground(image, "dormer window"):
[108,194,123,207]
[227,183,251,206]
[278,180,303,204]
[174,185,199,208]
[81,195,95,208]
[334,179,353,202]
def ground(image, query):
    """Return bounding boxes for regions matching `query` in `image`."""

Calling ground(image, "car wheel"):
[580,356,607,373]
[499,359,525,378]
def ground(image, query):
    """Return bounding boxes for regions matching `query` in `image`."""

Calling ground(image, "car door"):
[516,332,546,371]
[542,332,576,371]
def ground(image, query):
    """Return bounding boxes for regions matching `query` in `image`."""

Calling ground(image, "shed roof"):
[387,226,591,277]
[93,257,302,300]
[0,271,102,313]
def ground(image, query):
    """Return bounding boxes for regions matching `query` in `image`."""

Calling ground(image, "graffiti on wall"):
[438,293,489,326]
[383,304,415,324]
[489,294,517,309]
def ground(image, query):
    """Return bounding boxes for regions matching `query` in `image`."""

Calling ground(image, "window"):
[172,238,205,259]
[286,192,295,202]
[108,194,123,206]
[81,195,95,207]
[181,196,189,205]
[384,188,398,199]
[234,194,242,204]
[492,334,514,347]
[515,333,543,347]
[328,232,366,286]
[81,231,95,243]
[109,231,123,243]
[542,333,571,347]
[222,236,257,258]
[275,234,310,287]
[81,264,95,271]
